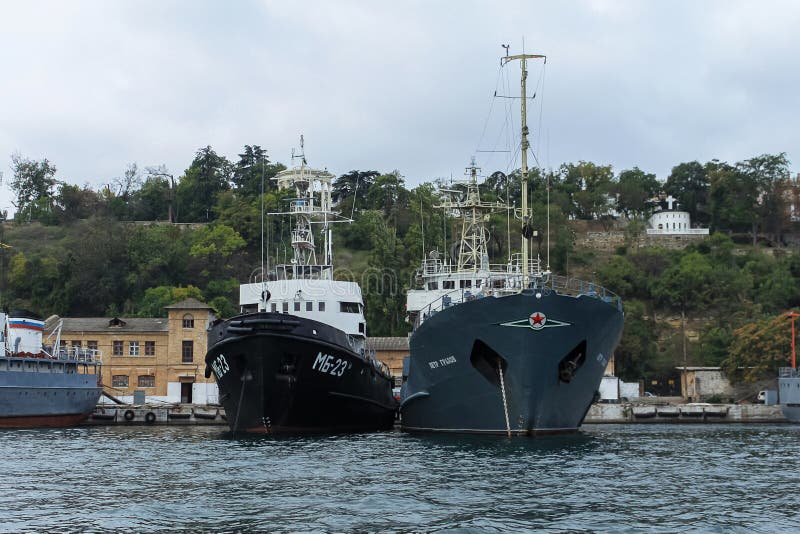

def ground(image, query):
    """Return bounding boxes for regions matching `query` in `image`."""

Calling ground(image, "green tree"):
[188,223,246,283]
[231,145,285,197]
[597,255,647,300]
[723,312,793,382]
[365,172,410,223]
[736,153,791,244]
[664,161,709,225]
[135,285,205,317]
[558,161,614,220]
[126,224,191,295]
[615,300,658,381]
[55,184,103,223]
[708,160,758,238]
[614,167,659,220]
[332,170,379,214]
[175,146,232,222]
[129,175,171,221]
[10,153,58,222]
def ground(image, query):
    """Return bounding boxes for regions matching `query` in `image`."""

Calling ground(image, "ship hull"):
[0,364,102,429]
[205,313,396,434]
[779,376,800,423]
[400,290,624,435]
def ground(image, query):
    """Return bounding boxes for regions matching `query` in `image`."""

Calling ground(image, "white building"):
[647,195,709,235]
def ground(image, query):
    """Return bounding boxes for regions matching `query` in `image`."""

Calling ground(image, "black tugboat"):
[205,141,396,434]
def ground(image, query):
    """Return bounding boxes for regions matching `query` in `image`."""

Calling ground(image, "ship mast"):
[272,136,340,279]
[501,50,545,288]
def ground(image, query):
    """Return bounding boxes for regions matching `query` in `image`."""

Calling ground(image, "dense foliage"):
[3,147,799,384]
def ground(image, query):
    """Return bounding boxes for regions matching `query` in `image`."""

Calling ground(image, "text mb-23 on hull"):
[205,144,396,434]
[400,49,624,436]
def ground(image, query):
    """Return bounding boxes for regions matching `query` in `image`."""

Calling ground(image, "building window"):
[87,341,98,351]
[271,303,277,312]
[145,341,155,356]
[182,341,193,363]
[113,341,124,356]
[282,302,288,313]
[182,314,195,328]
[138,375,155,388]
[112,375,129,388]
[71,340,81,348]
[318,302,326,312]
[129,341,140,357]
[306,302,313,311]
[294,301,301,311]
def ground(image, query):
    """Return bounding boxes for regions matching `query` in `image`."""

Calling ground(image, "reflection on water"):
[1,424,799,531]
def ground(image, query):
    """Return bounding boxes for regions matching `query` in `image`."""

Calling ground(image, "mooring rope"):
[498,358,511,438]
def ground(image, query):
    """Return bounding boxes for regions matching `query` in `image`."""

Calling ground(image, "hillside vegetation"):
[3,146,799,383]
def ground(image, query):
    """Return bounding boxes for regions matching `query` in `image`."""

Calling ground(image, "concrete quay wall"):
[83,405,227,426]
[584,403,787,424]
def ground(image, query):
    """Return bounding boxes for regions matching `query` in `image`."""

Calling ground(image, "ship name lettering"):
[428,356,456,369]
[211,354,230,379]
[313,352,348,377]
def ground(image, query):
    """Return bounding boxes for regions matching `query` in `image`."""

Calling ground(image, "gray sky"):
[1,0,798,215]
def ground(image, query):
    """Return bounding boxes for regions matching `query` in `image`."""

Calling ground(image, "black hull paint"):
[205,313,396,434]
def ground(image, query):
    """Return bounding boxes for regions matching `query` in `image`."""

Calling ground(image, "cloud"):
[0,0,798,214]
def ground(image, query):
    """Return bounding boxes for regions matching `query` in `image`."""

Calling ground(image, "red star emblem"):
[529,312,547,329]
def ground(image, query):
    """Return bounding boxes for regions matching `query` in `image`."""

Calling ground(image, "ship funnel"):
[7,312,44,356]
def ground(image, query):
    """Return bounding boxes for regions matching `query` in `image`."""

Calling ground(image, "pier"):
[584,402,787,424]
[84,405,226,425]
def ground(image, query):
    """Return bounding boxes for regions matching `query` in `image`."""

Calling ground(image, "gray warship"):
[400,50,625,436]
[0,311,102,428]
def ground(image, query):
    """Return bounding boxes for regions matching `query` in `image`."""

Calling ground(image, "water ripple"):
[0,424,799,531]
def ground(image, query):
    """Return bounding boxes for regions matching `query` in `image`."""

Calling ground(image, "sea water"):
[0,424,798,532]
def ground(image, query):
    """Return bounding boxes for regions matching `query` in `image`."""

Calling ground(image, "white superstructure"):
[406,160,545,326]
[242,138,369,354]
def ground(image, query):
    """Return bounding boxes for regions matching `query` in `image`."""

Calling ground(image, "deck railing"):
[413,273,622,330]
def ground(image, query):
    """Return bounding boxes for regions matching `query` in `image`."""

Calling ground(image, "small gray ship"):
[0,311,103,429]
[778,367,800,422]
[400,49,624,436]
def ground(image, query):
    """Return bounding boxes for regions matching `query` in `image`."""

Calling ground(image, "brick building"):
[49,298,218,404]
[366,337,409,379]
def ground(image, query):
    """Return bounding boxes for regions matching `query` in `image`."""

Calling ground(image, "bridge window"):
[443,280,455,289]
[282,302,288,313]
[340,302,360,313]
[459,280,472,289]
[427,281,438,290]
[319,302,326,312]
[306,302,313,311]
[294,302,301,312]
[271,303,277,312]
